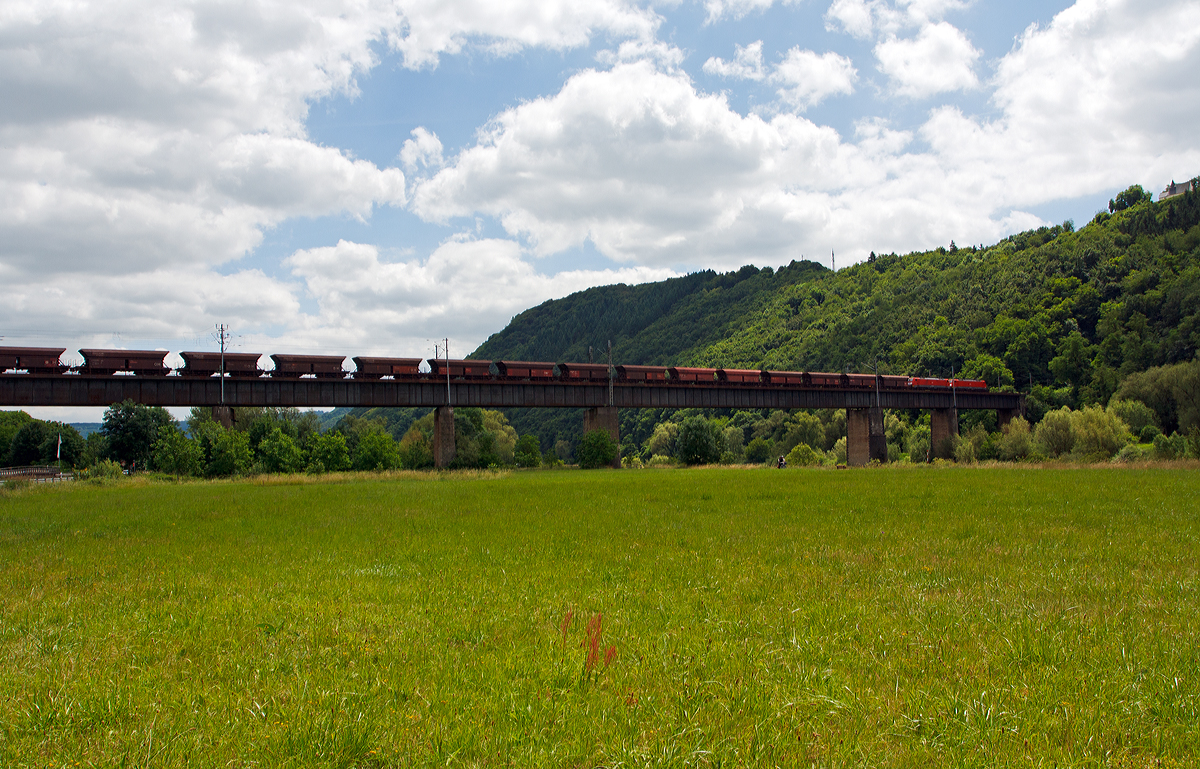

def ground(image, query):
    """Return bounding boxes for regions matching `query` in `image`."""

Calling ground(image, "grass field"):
[1,466,1198,767]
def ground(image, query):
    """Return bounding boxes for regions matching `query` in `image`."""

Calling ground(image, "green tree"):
[1034,408,1074,457]
[307,432,352,473]
[676,416,721,465]
[744,437,772,464]
[8,420,51,466]
[39,423,85,468]
[0,411,34,466]
[259,427,306,474]
[514,435,542,468]
[102,400,175,469]
[353,432,402,471]
[577,429,618,469]
[207,430,253,477]
[152,425,204,478]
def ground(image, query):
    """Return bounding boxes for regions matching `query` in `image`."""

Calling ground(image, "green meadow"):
[1,467,1198,767]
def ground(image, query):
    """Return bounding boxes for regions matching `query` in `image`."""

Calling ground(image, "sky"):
[3,0,1200,420]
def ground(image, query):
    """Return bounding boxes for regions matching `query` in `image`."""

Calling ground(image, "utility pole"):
[444,338,451,406]
[215,323,229,406]
[607,340,613,407]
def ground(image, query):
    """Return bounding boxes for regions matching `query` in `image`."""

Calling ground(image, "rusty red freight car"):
[493,361,556,379]
[352,357,423,379]
[845,373,877,388]
[717,368,763,384]
[555,362,610,381]
[762,370,806,385]
[427,359,492,378]
[668,367,718,383]
[616,365,669,382]
[879,374,909,389]
[179,351,263,378]
[804,372,844,387]
[0,347,66,374]
[269,354,347,378]
[79,349,170,376]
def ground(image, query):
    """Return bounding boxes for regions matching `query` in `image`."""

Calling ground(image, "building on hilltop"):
[1159,177,1199,201]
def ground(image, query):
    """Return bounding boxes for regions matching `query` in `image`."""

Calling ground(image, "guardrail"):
[1,465,73,482]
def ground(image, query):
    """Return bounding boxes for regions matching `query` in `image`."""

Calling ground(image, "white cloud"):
[283,238,677,353]
[702,0,790,23]
[825,0,971,40]
[770,48,858,109]
[388,0,661,69]
[414,0,1200,270]
[875,22,980,98]
[400,127,445,174]
[703,41,766,80]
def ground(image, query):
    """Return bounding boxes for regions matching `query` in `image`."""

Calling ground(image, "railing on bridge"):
[1,465,73,482]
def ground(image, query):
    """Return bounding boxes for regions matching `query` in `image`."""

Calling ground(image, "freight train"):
[0,346,987,390]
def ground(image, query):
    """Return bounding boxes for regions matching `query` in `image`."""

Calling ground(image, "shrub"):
[785,443,823,467]
[1108,399,1158,435]
[308,432,352,473]
[645,454,674,467]
[78,458,124,482]
[999,417,1032,461]
[151,426,204,477]
[904,426,930,463]
[1139,425,1162,443]
[514,435,542,468]
[578,429,618,469]
[208,430,253,477]
[1112,443,1150,463]
[1034,408,1074,458]
[353,432,402,471]
[258,427,306,474]
[1071,405,1132,459]
[397,430,433,470]
[676,416,721,466]
[832,437,848,465]
[1153,432,1187,460]
[744,437,772,464]
[954,435,977,464]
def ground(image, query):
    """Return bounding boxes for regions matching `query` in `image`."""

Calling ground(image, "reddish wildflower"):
[584,612,603,673]
[605,645,617,667]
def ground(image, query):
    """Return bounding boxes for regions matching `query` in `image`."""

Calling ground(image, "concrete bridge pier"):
[583,406,621,468]
[212,406,234,429]
[847,407,887,467]
[996,407,1020,430]
[930,407,959,460]
[434,406,455,469]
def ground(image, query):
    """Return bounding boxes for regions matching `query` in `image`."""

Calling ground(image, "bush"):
[954,435,977,464]
[353,432,402,471]
[1071,405,1132,459]
[1108,399,1158,435]
[1112,443,1150,463]
[308,432,352,473]
[999,417,1032,461]
[1034,408,1074,458]
[208,430,253,477]
[676,416,721,466]
[645,454,674,467]
[1153,432,1187,460]
[1139,425,1162,443]
[259,427,306,474]
[578,429,618,469]
[151,426,204,477]
[78,458,124,482]
[744,437,772,464]
[904,426,930,463]
[785,443,823,467]
[832,437,847,465]
[514,435,542,468]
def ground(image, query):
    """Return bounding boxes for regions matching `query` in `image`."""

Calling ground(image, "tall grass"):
[1,467,1197,766]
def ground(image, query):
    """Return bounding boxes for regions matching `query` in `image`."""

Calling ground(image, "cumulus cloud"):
[702,0,790,23]
[413,0,1200,270]
[825,0,971,40]
[388,0,660,68]
[703,41,766,80]
[771,48,858,109]
[0,0,667,352]
[283,238,677,353]
[875,22,980,97]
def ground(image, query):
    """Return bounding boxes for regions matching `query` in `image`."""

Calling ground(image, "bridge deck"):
[0,375,1022,411]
